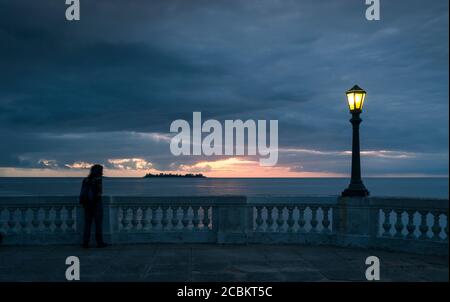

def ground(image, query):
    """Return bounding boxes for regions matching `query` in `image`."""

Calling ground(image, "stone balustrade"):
[0,195,448,255]
[108,196,246,244]
[0,197,80,245]
[247,196,337,245]
[368,197,449,255]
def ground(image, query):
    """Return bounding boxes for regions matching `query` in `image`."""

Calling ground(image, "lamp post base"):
[342,182,370,197]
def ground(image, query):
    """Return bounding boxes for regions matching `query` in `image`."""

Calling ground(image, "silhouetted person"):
[80,164,107,248]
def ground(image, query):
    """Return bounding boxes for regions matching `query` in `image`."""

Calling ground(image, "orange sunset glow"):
[176,158,344,178]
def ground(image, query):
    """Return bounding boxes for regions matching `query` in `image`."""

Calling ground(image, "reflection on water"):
[0,177,448,198]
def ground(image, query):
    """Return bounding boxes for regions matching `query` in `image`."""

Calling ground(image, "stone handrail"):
[247,197,337,245]
[0,195,448,255]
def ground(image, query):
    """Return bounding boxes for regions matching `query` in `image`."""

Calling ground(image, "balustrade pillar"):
[298,206,306,232]
[20,208,29,232]
[431,211,442,241]
[171,206,180,229]
[444,211,449,240]
[192,206,200,230]
[215,196,248,244]
[65,206,75,232]
[335,197,378,247]
[181,206,189,229]
[54,206,63,232]
[141,207,150,231]
[322,207,331,233]
[255,206,264,231]
[31,207,40,231]
[103,197,117,243]
[406,210,416,239]
[310,206,318,233]
[8,207,17,232]
[286,206,295,232]
[150,206,159,229]
[266,206,274,232]
[202,206,211,230]
[381,209,391,237]
[394,210,404,238]
[276,206,284,232]
[130,207,139,230]
[419,211,429,240]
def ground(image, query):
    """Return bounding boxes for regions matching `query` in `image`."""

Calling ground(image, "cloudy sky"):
[0,0,448,177]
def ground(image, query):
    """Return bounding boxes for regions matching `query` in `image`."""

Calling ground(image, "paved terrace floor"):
[0,244,448,282]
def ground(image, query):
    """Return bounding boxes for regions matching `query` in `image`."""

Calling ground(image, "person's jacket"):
[82,176,103,203]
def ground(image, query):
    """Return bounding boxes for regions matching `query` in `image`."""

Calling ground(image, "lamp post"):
[342,85,370,197]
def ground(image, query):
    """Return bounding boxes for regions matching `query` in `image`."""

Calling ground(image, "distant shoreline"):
[143,173,206,179]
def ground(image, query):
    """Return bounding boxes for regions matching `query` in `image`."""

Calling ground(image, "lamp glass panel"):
[347,92,355,111]
[360,93,366,110]
[354,92,363,110]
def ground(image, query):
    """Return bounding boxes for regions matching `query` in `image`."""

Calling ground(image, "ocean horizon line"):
[0,176,448,179]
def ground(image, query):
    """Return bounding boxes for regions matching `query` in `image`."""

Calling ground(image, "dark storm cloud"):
[0,0,448,175]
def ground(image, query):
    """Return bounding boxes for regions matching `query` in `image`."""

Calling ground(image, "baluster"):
[181,206,190,229]
[122,207,131,231]
[382,209,391,237]
[431,211,442,241]
[0,208,5,232]
[161,206,169,230]
[130,207,139,230]
[20,208,29,232]
[192,206,200,230]
[43,206,52,231]
[265,206,274,231]
[31,207,40,230]
[418,210,429,240]
[141,207,150,231]
[406,210,416,239]
[119,207,125,229]
[171,206,179,229]
[54,206,63,232]
[208,206,213,229]
[276,206,285,232]
[8,207,17,232]
[255,206,264,231]
[394,209,404,238]
[298,206,306,232]
[310,206,318,233]
[322,206,331,233]
[444,211,449,240]
[65,206,75,232]
[150,206,159,230]
[286,206,295,232]
[202,206,210,230]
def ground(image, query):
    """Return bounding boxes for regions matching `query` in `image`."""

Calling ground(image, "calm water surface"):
[0,177,447,199]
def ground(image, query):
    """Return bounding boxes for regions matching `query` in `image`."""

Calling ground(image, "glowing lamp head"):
[346,85,366,113]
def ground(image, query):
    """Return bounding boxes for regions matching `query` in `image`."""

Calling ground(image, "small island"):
[143,173,206,178]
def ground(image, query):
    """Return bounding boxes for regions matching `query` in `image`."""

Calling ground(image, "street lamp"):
[342,85,370,197]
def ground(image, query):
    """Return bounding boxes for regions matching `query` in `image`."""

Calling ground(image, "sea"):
[0,177,448,199]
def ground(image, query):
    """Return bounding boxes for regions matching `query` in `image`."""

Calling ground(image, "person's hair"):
[88,164,103,178]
